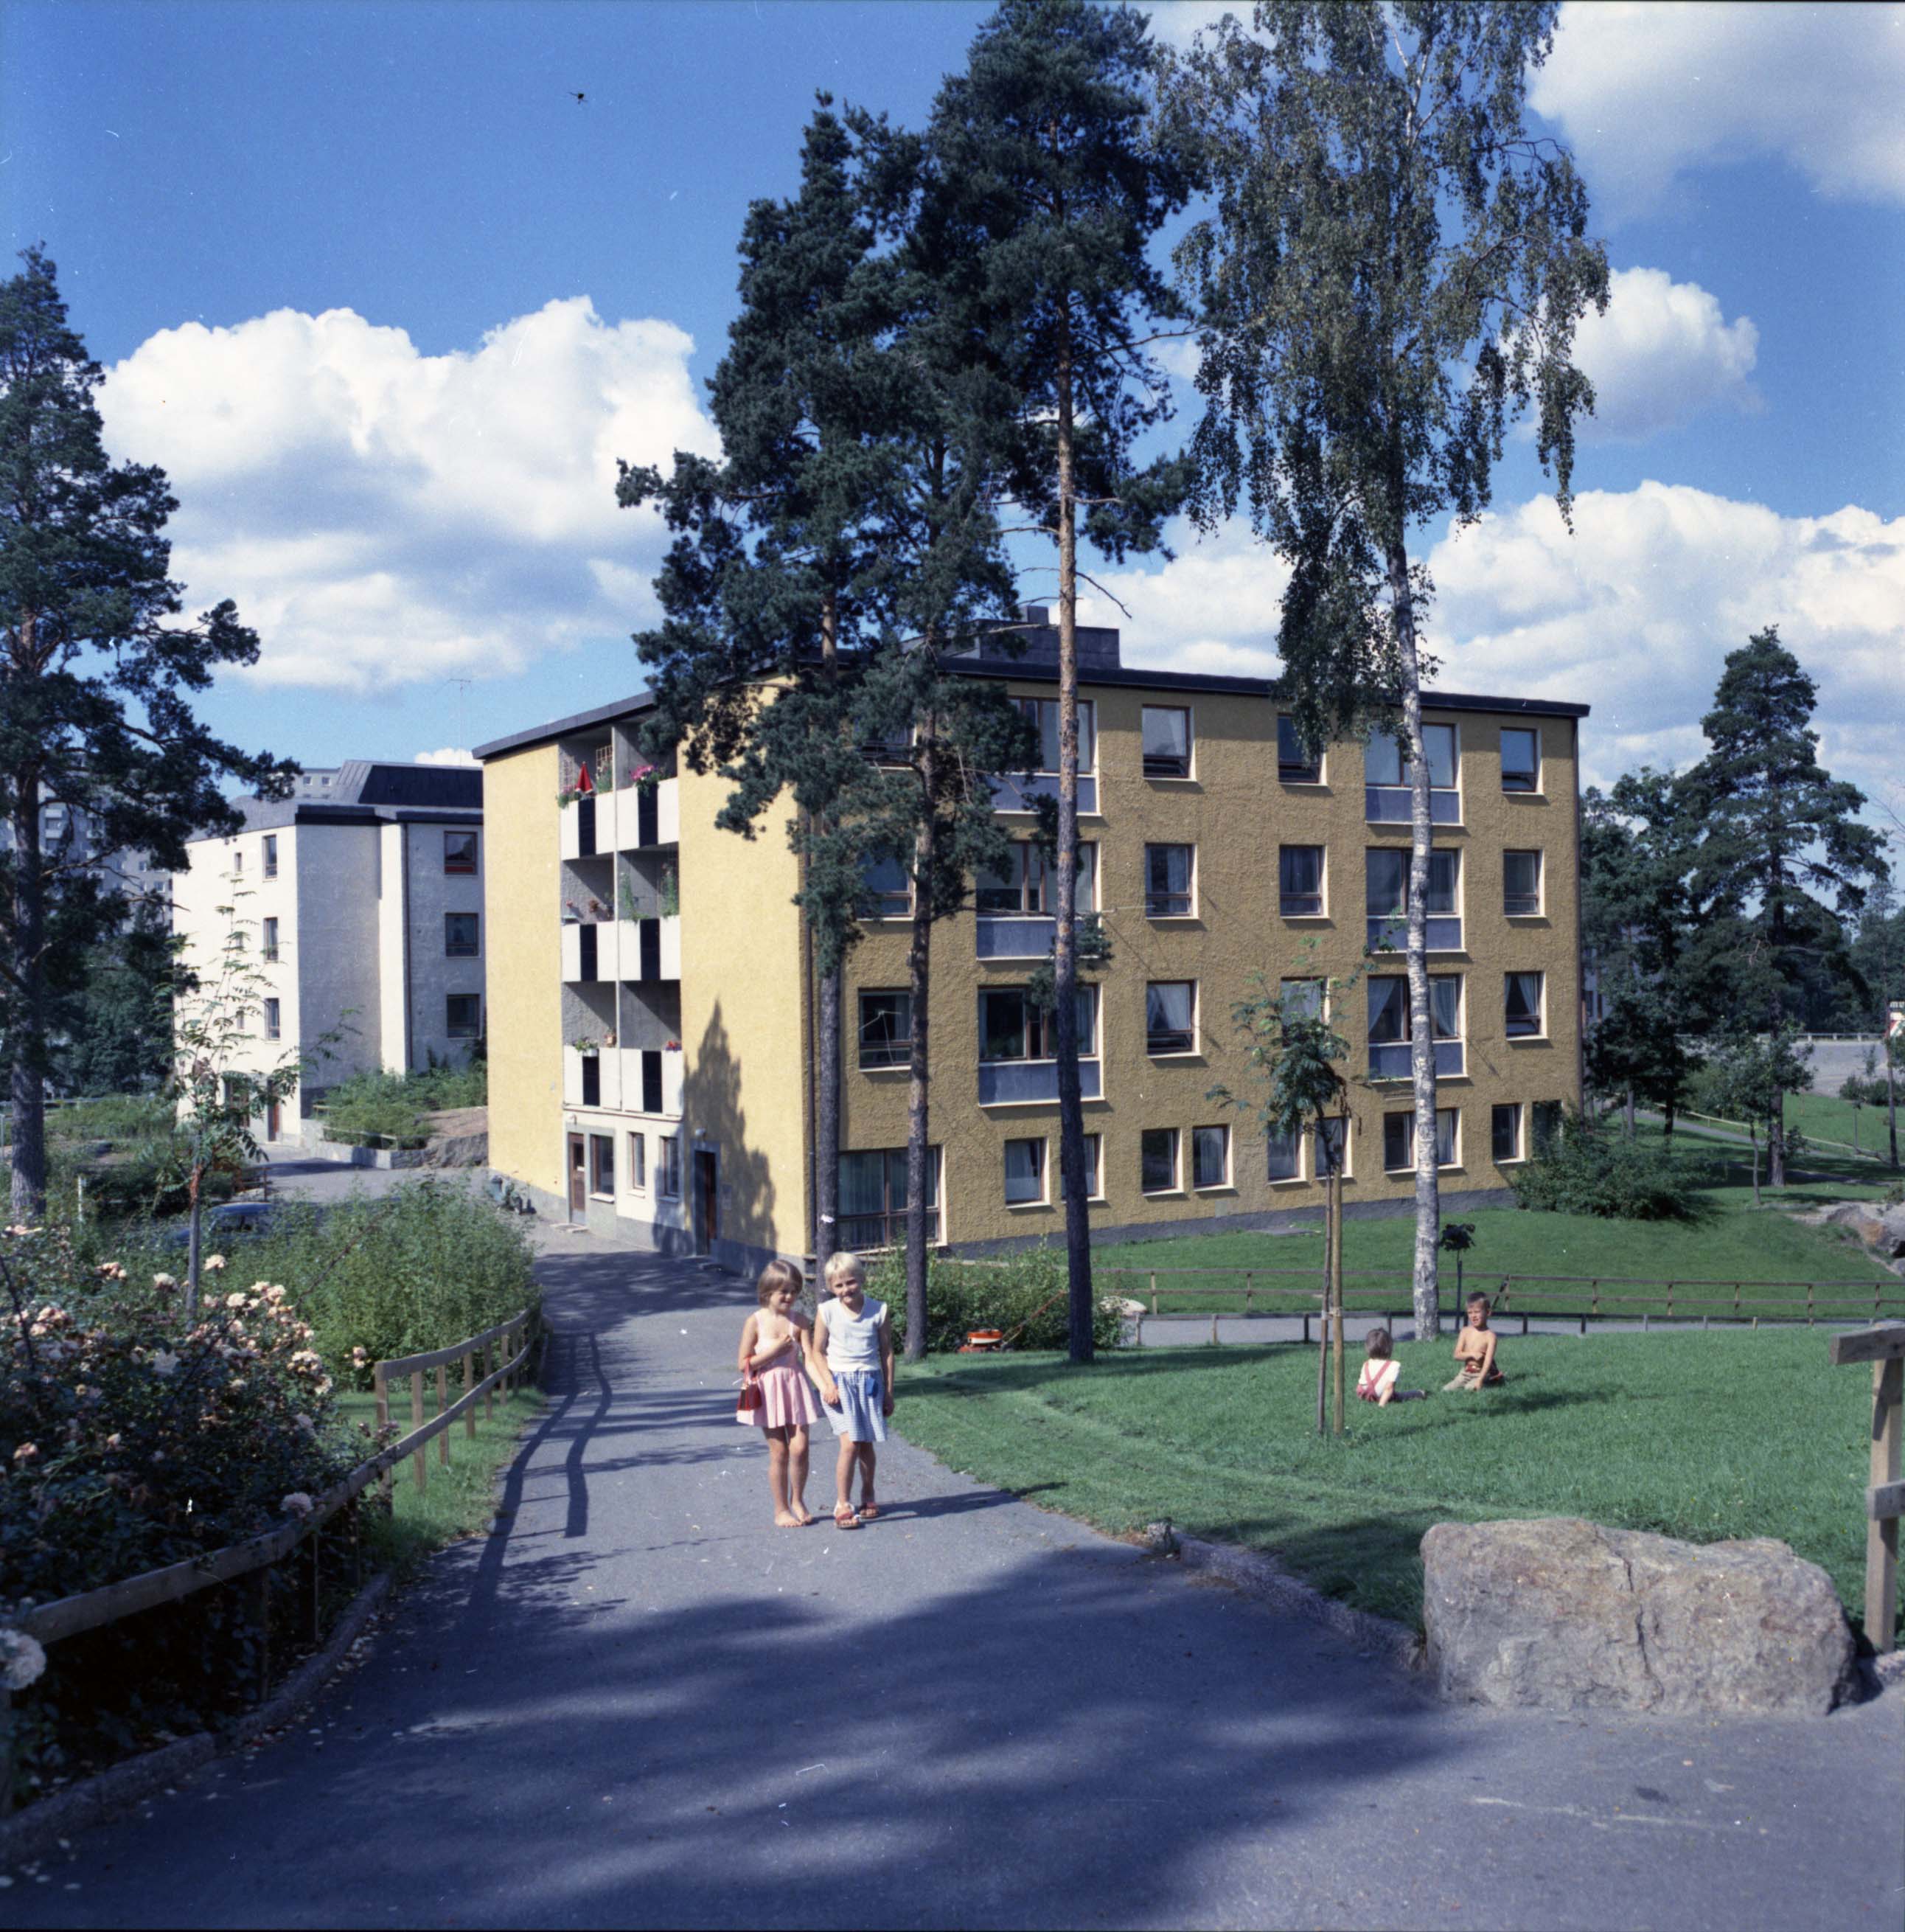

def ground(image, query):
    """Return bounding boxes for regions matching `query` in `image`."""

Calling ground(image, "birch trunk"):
[902,737,937,1363]
[813,591,842,1271]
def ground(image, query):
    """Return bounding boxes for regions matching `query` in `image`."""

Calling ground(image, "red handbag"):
[737,1366,764,1415]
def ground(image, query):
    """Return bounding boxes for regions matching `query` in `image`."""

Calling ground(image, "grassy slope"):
[895,1332,1895,1633]
[337,1386,542,1572]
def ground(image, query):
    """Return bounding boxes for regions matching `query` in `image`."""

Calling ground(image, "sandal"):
[858,1497,880,1520]
[832,1502,862,1530]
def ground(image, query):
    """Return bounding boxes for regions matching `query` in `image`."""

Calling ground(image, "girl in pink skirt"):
[736,1258,822,1527]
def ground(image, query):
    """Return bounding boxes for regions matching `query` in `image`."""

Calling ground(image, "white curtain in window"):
[1004,1139,1044,1203]
[1431,977,1462,1039]
[1368,976,1407,1043]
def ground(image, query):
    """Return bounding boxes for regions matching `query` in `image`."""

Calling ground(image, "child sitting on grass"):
[1444,1292,1506,1391]
[1355,1327,1426,1405]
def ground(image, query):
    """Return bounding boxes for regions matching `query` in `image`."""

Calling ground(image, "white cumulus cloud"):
[98,298,719,692]
[1570,267,1758,440]
[1086,484,1905,802]
[1533,1,1905,212]
[413,747,478,767]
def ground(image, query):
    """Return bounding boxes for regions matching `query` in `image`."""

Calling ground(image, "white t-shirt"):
[1357,1358,1399,1400]
[821,1294,888,1372]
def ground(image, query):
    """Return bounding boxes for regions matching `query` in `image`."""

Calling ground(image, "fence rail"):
[0,1307,536,1814]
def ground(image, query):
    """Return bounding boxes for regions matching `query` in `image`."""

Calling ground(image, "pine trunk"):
[1315,1159,1330,1436]
[1051,300,1093,1365]
[815,964,841,1269]
[7,765,48,1221]
[1388,545,1441,1341]
[902,741,936,1364]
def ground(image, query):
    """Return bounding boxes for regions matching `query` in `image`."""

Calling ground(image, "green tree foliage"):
[1160,3,1608,1341]
[1,248,293,1217]
[919,0,1192,1363]
[1680,628,1888,1185]
[52,905,178,1098]
[1702,1026,1815,1207]
[1504,1110,1702,1221]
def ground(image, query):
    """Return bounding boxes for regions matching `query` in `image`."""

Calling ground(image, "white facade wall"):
[380,821,487,1067]
[295,824,383,1096]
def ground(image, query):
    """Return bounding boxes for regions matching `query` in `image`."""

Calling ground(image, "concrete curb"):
[1144,1524,1423,1670]
[0,1572,391,1871]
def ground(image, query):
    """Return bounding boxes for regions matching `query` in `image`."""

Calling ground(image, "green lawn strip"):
[895,1332,1896,1634]
[335,1386,543,1574]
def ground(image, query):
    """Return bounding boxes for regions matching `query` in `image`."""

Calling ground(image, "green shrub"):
[320,1061,486,1145]
[864,1244,1126,1354]
[1508,1111,1704,1221]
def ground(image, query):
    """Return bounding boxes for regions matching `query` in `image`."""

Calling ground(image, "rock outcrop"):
[422,1106,488,1169]
[1422,1517,1855,1715]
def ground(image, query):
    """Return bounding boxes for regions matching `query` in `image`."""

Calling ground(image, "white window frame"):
[1504,849,1544,917]
[1004,1137,1048,1207]
[1501,726,1541,794]
[1140,1127,1181,1196]
[1491,1102,1524,1166]
[1505,970,1546,1040]
[1191,1124,1230,1192]
[1140,703,1194,780]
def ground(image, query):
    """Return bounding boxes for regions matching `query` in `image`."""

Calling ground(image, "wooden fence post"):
[1870,1353,1902,1653]
[374,1364,391,1500]
[411,1369,427,1494]
[436,1363,450,1470]
[463,1349,477,1440]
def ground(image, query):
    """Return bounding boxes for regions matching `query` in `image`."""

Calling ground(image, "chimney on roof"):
[972,602,1121,671]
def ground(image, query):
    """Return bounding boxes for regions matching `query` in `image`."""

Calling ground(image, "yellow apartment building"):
[473,612,1587,1276]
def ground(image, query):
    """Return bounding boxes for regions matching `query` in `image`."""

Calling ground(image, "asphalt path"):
[9,1214,1901,1930]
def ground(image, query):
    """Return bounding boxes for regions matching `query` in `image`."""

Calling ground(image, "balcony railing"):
[976,914,1054,959]
[1366,785,1460,824]
[978,1057,1102,1105]
[990,772,1098,816]
[619,1045,684,1118]
[1368,1040,1466,1080]
[1366,914,1464,952]
[617,914,681,981]
[616,777,679,850]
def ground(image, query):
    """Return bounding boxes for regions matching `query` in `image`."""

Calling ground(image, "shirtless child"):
[1444,1292,1506,1391]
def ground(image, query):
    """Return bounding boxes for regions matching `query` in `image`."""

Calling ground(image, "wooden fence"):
[1829,1321,1904,1654]
[1100,1267,1905,1342]
[0,1307,535,1815]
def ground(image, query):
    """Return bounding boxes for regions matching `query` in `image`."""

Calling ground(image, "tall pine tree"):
[1160,3,1606,1338]
[1,248,292,1215]
[921,0,1191,1362]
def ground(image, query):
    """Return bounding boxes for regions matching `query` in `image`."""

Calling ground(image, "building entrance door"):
[567,1134,588,1222]
[694,1149,719,1256]
[266,1099,281,1142]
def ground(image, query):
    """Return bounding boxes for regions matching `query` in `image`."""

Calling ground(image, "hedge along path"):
[0,1307,535,1817]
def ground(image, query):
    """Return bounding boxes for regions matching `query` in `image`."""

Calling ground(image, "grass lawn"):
[337,1386,543,1572]
[894,1331,1898,1636]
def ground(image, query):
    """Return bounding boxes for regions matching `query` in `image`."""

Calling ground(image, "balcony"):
[1368,1040,1466,1080]
[1366,914,1465,952]
[978,1057,1102,1105]
[976,914,1054,959]
[563,1045,620,1110]
[990,772,1098,817]
[560,920,615,983]
[618,1044,684,1118]
[617,914,681,981]
[616,777,680,850]
[560,790,622,861]
[1365,785,1460,825]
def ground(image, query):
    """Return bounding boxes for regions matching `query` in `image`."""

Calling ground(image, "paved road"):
[9,1216,1901,1930]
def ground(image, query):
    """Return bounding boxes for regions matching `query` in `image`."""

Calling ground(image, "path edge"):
[1,1571,391,1870]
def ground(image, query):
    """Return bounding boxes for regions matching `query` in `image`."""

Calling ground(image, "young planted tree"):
[922,0,1192,1362]
[1212,966,1354,1434]
[1161,3,1608,1341]
[1,247,293,1217]
[1704,1026,1812,1208]
[1682,629,1888,1186]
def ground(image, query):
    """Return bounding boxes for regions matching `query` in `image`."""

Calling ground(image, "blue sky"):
[5,0,1902,816]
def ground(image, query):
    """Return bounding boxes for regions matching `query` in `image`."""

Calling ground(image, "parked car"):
[160,1200,280,1247]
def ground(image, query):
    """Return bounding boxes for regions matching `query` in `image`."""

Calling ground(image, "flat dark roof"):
[474,664,1586,763]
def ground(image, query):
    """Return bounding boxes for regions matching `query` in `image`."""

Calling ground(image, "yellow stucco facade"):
[477,659,1584,1272]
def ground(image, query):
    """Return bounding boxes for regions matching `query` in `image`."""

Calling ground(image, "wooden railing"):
[1829,1321,1904,1654]
[0,1307,536,1815]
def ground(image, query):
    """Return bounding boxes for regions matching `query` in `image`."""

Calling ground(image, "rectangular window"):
[1532,1101,1564,1152]
[1366,725,1458,791]
[1366,848,1406,939]
[659,1134,682,1199]
[1140,705,1191,778]
[1140,1127,1180,1195]
[975,842,1096,915]
[1491,1103,1522,1164]
[1192,1125,1230,1190]
[1368,976,1462,1069]
[261,916,279,962]
[1004,1138,1046,1205]
[1504,849,1543,916]
[1368,976,1407,1046]
[1267,1127,1301,1182]
[1144,843,1195,918]
[1146,980,1197,1056]
[839,1145,941,1248]
[1382,1109,1458,1172]
[1501,726,1540,793]
[445,911,479,957]
[1505,971,1544,1038]
[628,1131,647,1191]
[262,834,278,878]
[1013,697,1096,774]
[1313,1116,1349,1178]
[980,985,1098,1063]
[1277,714,1321,784]
[590,1133,615,1198]
[1427,849,1460,920]
[1279,844,1324,917]
[1082,1133,1103,1199]
[446,994,482,1039]
[263,997,281,1040]
[1279,978,1324,1021]
[444,830,478,874]
[857,990,913,1070]
[232,847,243,873]
[859,852,911,920]
[1437,1108,1459,1167]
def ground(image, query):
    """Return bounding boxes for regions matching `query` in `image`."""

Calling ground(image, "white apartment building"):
[170,762,484,1140]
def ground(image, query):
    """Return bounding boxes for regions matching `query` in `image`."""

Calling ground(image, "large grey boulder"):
[1422,1517,1856,1715]
[422,1106,489,1170]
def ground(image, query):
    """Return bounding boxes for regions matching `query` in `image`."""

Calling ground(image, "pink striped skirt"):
[738,1362,821,1431]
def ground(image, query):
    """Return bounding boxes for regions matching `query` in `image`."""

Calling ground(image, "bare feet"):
[790,1502,815,1526]
[773,1510,802,1528]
